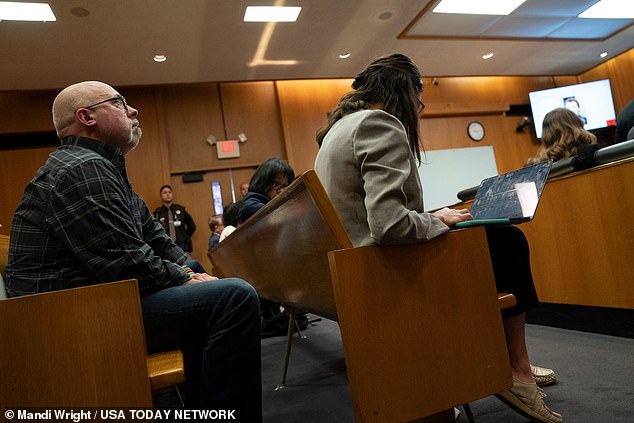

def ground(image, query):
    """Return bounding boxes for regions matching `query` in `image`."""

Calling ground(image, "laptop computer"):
[453,160,553,229]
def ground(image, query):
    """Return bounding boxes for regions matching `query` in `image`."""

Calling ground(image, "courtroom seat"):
[0,233,185,406]
[0,274,6,300]
[210,170,352,388]
[329,228,512,422]
[0,234,8,299]
[211,170,513,422]
[0,280,154,407]
[0,234,8,274]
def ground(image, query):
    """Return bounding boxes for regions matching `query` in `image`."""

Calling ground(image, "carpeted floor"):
[260,317,634,423]
[155,316,633,422]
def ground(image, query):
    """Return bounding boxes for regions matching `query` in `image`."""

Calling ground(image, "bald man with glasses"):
[6,81,262,420]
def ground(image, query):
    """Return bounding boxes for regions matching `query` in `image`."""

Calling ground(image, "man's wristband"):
[182,265,195,277]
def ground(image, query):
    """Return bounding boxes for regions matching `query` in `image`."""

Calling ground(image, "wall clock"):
[467,121,485,142]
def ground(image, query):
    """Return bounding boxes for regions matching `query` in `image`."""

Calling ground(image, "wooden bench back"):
[1,233,185,399]
[0,234,9,276]
[0,279,153,407]
[328,227,511,422]
[209,170,352,319]
[1,234,10,298]
[210,169,512,421]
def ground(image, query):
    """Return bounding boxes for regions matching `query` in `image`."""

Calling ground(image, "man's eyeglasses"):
[417,99,426,114]
[78,95,129,113]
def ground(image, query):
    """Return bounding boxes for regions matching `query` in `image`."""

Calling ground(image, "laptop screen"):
[470,161,552,222]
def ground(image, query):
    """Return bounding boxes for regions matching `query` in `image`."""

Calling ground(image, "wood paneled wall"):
[0,147,56,232]
[579,48,634,112]
[220,81,287,166]
[521,159,634,309]
[276,79,353,174]
[1,48,632,274]
[124,87,172,204]
[276,76,555,175]
[0,90,57,133]
[160,83,225,174]
[155,81,287,265]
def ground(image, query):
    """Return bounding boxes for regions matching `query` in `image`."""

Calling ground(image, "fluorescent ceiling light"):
[244,6,301,22]
[579,0,634,19]
[0,1,56,21]
[433,0,527,16]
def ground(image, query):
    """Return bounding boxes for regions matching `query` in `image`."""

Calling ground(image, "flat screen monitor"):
[529,79,616,138]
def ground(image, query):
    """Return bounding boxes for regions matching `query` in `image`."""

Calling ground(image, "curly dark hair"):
[316,53,424,161]
[221,202,240,227]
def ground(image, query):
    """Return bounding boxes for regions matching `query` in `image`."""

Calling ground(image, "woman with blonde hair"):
[527,107,597,165]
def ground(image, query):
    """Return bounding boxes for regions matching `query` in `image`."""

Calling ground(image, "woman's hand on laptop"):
[432,207,473,227]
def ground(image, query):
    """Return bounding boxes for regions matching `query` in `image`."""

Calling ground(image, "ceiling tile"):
[513,0,599,17]
[408,13,501,37]
[548,18,633,38]
[484,16,572,37]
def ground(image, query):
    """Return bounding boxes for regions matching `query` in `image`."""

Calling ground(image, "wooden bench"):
[0,234,8,299]
[0,280,153,407]
[0,234,185,406]
[328,236,511,422]
[210,170,513,422]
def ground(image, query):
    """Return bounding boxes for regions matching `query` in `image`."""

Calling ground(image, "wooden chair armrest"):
[147,350,185,390]
[497,293,517,311]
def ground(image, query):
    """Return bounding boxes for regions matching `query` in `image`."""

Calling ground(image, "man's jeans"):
[142,278,262,422]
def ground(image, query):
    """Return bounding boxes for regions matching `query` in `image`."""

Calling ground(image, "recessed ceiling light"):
[153,55,167,63]
[600,52,608,58]
[579,0,634,19]
[482,52,494,59]
[433,0,527,15]
[0,1,56,21]
[339,52,351,59]
[244,6,301,22]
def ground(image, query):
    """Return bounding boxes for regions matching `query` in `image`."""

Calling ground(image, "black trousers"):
[485,224,539,318]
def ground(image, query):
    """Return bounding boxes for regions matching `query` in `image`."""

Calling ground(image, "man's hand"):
[184,273,219,285]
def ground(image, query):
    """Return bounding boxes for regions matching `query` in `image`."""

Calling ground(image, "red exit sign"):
[216,140,240,159]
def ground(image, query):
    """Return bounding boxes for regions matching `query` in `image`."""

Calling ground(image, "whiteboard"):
[417,146,498,211]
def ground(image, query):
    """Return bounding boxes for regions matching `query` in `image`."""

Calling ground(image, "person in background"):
[219,201,240,243]
[527,107,598,166]
[154,185,206,273]
[239,182,249,199]
[614,98,634,143]
[314,54,562,423]
[563,96,587,124]
[239,158,305,337]
[154,185,196,256]
[207,215,224,250]
[5,81,262,421]
[238,158,295,223]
